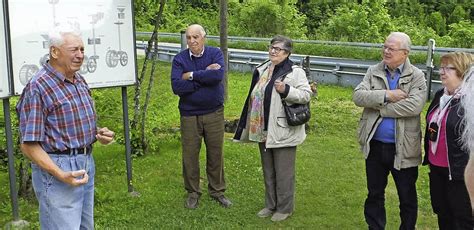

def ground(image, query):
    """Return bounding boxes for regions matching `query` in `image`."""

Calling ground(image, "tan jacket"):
[353,59,427,169]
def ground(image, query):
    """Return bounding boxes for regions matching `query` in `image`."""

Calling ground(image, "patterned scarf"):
[248,65,273,142]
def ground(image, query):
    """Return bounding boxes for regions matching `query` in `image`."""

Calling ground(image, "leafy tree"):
[448,5,468,25]
[134,0,162,31]
[386,0,426,23]
[296,1,346,38]
[316,0,394,43]
[447,20,474,48]
[230,1,307,38]
[426,12,447,36]
[392,16,441,46]
[132,0,167,155]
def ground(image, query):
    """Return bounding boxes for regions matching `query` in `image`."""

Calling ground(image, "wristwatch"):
[188,72,193,81]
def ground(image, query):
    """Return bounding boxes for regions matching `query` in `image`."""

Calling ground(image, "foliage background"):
[135,0,473,48]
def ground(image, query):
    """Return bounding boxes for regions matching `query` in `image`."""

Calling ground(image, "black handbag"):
[281,100,311,126]
[279,66,311,126]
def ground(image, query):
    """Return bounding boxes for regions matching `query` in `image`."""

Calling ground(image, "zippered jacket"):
[422,88,469,180]
[233,58,312,148]
[353,59,427,170]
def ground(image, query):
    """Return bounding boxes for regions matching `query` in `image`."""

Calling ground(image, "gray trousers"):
[259,143,296,214]
[180,107,226,198]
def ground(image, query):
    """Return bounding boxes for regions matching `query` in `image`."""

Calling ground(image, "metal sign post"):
[3,99,29,229]
[122,87,139,196]
[4,99,18,220]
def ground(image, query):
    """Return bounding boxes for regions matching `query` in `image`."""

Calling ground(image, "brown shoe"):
[185,196,199,209]
[211,195,232,208]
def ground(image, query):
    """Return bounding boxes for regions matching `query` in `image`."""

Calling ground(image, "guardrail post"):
[303,56,311,79]
[425,39,435,101]
[180,30,186,51]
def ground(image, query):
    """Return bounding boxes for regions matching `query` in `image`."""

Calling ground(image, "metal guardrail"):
[136,31,474,54]
[136,41,443,97]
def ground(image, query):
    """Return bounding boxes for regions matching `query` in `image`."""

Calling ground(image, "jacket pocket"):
[402,130,422,158]
[273,117,294,142]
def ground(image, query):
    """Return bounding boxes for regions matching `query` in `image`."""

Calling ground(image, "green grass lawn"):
[0,61,437,229]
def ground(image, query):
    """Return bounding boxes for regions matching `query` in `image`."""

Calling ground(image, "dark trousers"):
[258,143,296,214]
[429,165,474,230]
[364,140,418,230]
[180,107,226,198]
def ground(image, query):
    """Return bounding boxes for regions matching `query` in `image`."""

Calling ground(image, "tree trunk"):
[17,158,33,199]
[140,0,166,150]
[220,0,228,102]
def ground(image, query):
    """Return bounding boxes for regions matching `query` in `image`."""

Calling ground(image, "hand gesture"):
[274,80,286,93]
[206,63,221,70]
[59,170,89,186]
[386,89,408,103]
[96,127,115,145]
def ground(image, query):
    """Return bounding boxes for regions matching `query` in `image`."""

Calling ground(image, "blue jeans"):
[31,153,95,230]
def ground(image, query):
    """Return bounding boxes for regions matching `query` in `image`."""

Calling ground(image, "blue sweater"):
[171,46,225,116]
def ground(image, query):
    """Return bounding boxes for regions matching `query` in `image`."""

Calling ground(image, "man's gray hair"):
[388,32,411,51]
[48,25,82,48]
[187,24,207,37]
[270,35,293,54]
[462,66,474,154]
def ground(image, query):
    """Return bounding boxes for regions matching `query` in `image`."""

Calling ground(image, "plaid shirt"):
[16,63,97,152]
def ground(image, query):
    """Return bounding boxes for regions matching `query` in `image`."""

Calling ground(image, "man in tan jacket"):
[353,32,427,230]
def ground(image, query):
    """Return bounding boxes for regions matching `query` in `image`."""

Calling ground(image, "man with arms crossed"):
[16,26,114,229]
[353,32,427,229]
[171,24,231,209]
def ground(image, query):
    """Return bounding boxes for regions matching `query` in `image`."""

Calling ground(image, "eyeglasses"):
[439,66,457,72]
[382,45,406,53]
[268,45,287,53]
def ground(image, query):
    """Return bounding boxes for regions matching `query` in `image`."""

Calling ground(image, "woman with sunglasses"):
[423,52,474,229]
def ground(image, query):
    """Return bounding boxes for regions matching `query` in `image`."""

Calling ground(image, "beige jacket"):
[234,60,312,148]
[353,58,427,169]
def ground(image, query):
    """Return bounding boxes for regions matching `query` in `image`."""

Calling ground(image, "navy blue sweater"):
[171,46,225,116]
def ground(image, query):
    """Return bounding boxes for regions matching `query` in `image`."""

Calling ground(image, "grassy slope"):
[1,61,437,229]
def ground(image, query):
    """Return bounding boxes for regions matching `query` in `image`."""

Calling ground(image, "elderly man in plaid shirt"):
[16,26,114,229]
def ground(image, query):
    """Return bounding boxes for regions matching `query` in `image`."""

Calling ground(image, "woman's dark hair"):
[270,35,292,54]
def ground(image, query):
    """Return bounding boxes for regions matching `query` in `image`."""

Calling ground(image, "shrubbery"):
[134,0,473,48]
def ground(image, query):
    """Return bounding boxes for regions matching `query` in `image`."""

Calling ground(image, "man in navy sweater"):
[171,24,231,209]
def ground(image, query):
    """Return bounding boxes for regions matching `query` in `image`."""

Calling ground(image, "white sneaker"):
[271,212,292,222]
[257,208,273,218]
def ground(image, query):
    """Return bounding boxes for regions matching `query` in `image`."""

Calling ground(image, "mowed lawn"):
[1,61,437,229]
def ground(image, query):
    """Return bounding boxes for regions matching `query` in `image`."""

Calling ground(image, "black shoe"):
[185,196,199,209]
[211,195,232,208]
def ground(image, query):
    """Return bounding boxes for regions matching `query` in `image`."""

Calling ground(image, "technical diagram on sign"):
[8,0,137,95]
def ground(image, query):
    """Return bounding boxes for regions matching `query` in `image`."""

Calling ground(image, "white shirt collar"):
[189,47,205,59]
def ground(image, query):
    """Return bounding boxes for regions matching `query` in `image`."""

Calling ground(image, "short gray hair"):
[186,24,207,37]
[461,66,474,153]
[270,35,293,54]
[388,32,411,51]
[48,25,82,48]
